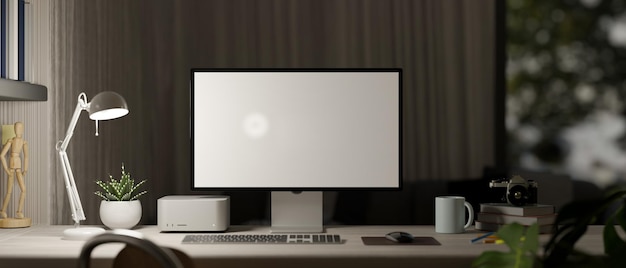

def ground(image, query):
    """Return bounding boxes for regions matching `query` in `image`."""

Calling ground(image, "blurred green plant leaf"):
[472,251,518,268]
[603,199,626,262]
[472,223,539,268]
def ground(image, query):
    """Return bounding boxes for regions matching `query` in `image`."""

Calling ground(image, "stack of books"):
[475,203,556,234]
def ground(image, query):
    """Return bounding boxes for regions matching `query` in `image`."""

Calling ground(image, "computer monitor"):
[191,68,401,232]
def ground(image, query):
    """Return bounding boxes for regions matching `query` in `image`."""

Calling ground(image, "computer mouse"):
[385,231,415,243]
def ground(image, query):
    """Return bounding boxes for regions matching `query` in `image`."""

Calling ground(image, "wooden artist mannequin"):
[0,122,30,228]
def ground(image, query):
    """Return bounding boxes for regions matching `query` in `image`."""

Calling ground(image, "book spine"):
[480,204,554,216]
[477,212,555,225]
[1,0,6,78]
[17,0,23,81]
[7,0,16,80]
[475,221,554,234]
[480,206,524,216]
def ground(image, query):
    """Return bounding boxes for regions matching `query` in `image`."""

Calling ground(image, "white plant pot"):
[99,200,142,229]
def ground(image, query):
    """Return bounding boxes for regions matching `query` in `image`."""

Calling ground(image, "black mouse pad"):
[361,236,441,246]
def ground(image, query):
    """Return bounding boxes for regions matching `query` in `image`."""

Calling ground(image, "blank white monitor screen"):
[191,69,401,190]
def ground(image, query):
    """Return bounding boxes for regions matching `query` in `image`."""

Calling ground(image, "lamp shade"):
[88,91,129,120]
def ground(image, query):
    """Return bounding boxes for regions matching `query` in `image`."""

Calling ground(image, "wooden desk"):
[0,225,608,268]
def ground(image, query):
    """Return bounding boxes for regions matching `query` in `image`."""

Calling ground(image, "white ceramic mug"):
[435,196,474,234]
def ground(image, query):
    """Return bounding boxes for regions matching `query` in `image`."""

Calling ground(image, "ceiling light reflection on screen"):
[243,112,269,139]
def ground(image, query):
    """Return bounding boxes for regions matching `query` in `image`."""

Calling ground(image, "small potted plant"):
[94,163,147,229]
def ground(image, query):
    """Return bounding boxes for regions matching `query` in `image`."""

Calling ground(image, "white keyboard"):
[182,234,343,244]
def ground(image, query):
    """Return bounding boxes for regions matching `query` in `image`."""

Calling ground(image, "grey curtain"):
[50,0,495,225]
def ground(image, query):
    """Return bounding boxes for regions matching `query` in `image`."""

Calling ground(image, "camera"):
[489,175,538,206]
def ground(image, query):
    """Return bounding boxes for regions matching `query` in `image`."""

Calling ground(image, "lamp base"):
[63,226,106,240]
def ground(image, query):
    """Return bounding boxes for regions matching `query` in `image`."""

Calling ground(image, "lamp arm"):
[56,93,89,226]
[59,93,88,151]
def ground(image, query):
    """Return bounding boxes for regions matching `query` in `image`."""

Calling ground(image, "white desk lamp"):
[56,91,129,240]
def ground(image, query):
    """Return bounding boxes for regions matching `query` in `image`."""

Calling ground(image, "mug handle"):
[464,201,474,229]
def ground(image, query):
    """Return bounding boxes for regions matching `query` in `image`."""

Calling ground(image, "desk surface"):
[0,225,609,268]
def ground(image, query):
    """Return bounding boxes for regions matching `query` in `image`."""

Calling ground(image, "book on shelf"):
[479,203,555,216]
[477,212,556,226]
[475,221,554,234]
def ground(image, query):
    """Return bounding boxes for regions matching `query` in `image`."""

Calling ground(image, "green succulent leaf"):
[105,193,119,201]
[94,191,108,201]
[130,190,148,201]
[94,163,147,201]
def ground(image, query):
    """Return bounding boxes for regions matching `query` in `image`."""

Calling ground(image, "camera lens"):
[507,185,528,206]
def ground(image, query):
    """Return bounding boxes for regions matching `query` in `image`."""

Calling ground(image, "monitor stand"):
[270,191,323,233]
